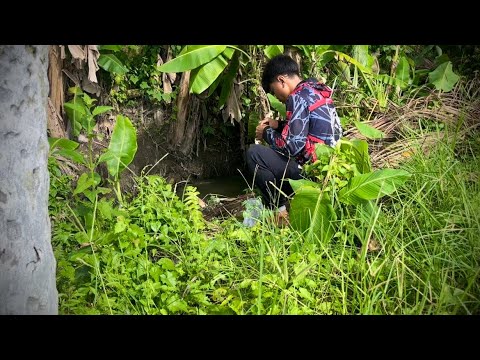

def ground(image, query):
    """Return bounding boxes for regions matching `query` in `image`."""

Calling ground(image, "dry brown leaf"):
[198,197,206,208]
[59,45,66,59]
[47,98,66,138]
[78,134,88,143]
[81,76,101,96]
[68,45,85,60]
[48,46,65,134]
[163,72,172,94]
[62,69,81,87]
[223,83,242,124]
[166,46,176,84]
[87,45,100,83]
[367,238,381,252]
[157,55,172,94]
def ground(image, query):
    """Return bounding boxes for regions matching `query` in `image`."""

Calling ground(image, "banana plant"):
[98,115,137,204]
[97,45,129,75]
[264,45,284,59]
[63,87,137,205]
[158,45,237,94]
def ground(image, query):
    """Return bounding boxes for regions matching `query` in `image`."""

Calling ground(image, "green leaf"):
[428,61,460,92]
[316,48,335,68]
[190,48,234,94]
[64,101,92,134]
[158,45,227,73]
[64,102,86,115]
[298,287,314,302]
[356,200,380,224]
[264,45,284,59]
[354,121,385,139]
[376,73,407,88]
[288,178,320,193]
[290,189,337,243]
[314,143,334,160]
[331,50,372,74]
[267,93,286,118]
[92,106,114,116]
[339,169,411,205]
[350,139,372,174]
[98,115,137,179]
[352,45,373,68]
[395,56,410,87]
[114,217,127,234]
[68,86,83,95]
[98,45,123,52]
[206,72,224,98]
[98,54,128,74]
[158,258,176,271]
[82,189,97,203]
[434,54,450,66]
[64,94,87,137]
[56,149,86,165]
[218,51,240,107]
[73,173,96,195]
[48,137,79,151]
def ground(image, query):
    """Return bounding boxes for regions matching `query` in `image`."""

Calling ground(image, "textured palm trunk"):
[0,45,58,314]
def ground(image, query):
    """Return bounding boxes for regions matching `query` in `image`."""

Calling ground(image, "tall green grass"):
[196,129,480,314]
[50,128,479,314]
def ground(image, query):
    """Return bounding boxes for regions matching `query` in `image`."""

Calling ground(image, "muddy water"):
[188,175,251,199]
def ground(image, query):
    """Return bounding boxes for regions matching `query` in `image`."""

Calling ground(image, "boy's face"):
[269,76,290,103]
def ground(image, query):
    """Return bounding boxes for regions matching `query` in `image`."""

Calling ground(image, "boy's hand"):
[263,117,279,129]
[255,120,270,140]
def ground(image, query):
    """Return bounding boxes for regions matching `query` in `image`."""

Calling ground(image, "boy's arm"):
[276,119,286,132]
[263,94,309,157]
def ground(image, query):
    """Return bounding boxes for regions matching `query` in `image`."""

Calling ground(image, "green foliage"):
[48,137,85,165]
[98,115,138,181]
[62,91,137,204]
[290,139,411,239]
[190,48,235,94]
[158,45,227,73]
[64,87,114,139]
[159,45,240,97]
[52,173,219,314]
[353,121,385,139]
[264,45,284,59]
[49,45,480,315]
[395,56,411,87]
[49,133,480,314]
[338,169,412,205]
[290,187,337,243]
[98,54,129,74]
[106,46,175,106]
[267,93,286,119]
[428,61,460,92]
[218,51,240,108]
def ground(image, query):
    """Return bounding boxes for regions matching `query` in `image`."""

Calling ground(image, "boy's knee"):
[246,144,263,161]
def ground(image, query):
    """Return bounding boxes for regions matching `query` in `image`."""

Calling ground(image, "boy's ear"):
[277,74,287,83]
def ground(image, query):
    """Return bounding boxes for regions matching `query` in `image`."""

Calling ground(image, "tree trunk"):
[170,71,191,148]
[0,45,58,314]
[47,45,66,138]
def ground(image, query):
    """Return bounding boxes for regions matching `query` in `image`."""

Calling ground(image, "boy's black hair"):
[261,54,300,93]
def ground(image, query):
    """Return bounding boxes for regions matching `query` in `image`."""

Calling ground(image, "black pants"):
[245,144,303,209]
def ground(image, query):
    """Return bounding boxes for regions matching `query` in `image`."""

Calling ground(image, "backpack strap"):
[291,82,334,112]
[308,86,333,111]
